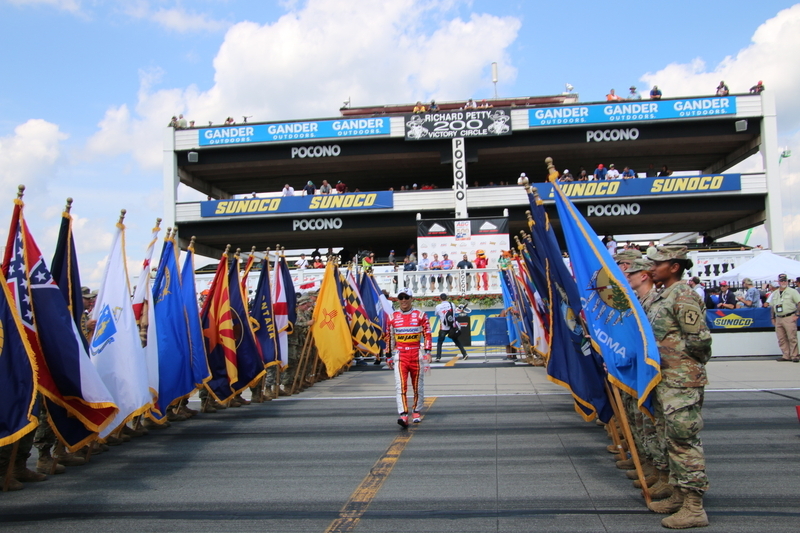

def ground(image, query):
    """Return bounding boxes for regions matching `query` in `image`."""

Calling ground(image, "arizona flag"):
[0,270,38,447]
[553,184,661,412]
[3,197,119,448]
[200,254,238,402]
[90,217,152,438]
[312,263,353,377]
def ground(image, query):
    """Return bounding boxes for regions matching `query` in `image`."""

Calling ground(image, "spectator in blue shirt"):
[622,166,637,179]
[650,85,662,100]
[593,164,607,180]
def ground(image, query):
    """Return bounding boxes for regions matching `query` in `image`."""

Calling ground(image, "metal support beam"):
[707,210,766,240]
[178,168,232,200]
[702,135,760,175]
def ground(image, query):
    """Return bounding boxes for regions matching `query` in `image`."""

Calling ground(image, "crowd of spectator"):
[604,80,765,102]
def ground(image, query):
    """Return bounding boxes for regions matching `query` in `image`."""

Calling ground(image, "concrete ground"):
[1,348,799,532]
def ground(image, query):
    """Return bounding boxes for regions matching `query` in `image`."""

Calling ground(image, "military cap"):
[82,286,97,299]
[614,249,642,262]
[297,293,314,304]
[647,245,688,261]
[778,273,789,282]
[625,258,653,273]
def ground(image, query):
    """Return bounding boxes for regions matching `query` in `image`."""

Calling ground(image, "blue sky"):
[1,0,799,282]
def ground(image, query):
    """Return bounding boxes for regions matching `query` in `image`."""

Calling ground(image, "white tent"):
[713,251,800,283]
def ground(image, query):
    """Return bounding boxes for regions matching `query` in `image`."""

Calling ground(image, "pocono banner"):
[417,218,510,268]
[201,191,394,218]
[405,108,512,140]
[528,96,737,127]
[199,117,391,146]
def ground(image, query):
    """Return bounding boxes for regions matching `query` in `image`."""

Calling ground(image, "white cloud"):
[640,5,800,250]
[150,6,230,33]
[0,119,67,193]
[85,0,521,170]
[6,0,81,12]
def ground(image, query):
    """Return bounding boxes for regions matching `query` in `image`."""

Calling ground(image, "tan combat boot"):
[648,484,683,514]
[250,389,263,403]
[54,442,86,467]
[0,473,23,491]
[646,469,674,500]
[616,457,634,470]
[201,397,217,413]
[628,461,656,480]
[36,451,65,475]
[661,489,709,529]
[13,461,47,483]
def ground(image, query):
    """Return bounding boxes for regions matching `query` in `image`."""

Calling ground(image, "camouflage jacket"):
[639,285,658,313]
[647,281,711,388]
[288,303,314,347]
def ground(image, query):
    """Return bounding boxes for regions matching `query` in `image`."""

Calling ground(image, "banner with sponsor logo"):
[417,218,509,268]
[405,108,512,140]
[198,118,391,146]
[528,96,737,127]
[200,191,393,217]
[706,308,795,330]
[533,174,741,201]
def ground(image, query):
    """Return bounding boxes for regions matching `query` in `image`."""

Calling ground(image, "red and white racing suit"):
[389,308,432,415]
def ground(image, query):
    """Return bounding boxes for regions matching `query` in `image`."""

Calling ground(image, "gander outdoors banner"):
[417,218,509,268]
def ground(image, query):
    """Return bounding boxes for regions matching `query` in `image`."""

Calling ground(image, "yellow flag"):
[312,263,353,377]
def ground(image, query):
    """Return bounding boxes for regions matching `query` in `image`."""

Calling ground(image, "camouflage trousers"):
[621,391,666,470]
[653,382,709,493]
[33,400,57,455]
[0,430,34,471]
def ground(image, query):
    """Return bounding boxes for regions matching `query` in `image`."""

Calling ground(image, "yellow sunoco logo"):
[713,313,753,329]
[213,193,379,215]
[215,198,282,215]
[309,194,377,209]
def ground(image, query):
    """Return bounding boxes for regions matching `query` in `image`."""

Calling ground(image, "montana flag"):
[227,254,265,392]
[340,269,380,356]
[271,256,296,367]
[312,263,353,376]
[250,255,278,367]
[3,198,118,448]
[527,189,613,423]
[181,243,211,388]
[200,254,238,402]
[0,270,38,447]
[90,218,151,438]
[150,237,195,420]
[553,185,661,412]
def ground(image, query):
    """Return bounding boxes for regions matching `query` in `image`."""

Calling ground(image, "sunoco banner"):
[404,108,512,140]
[706,308,795,330]
[534,174,741,200]
[201,192,394,217]
[528,96,737,127]
[198,117,391,146]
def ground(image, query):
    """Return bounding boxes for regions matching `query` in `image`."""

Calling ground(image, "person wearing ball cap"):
[387,287,432,427]
[770,273,800,362]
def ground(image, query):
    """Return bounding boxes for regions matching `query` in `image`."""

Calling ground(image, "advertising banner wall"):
[198,117,391,146]
[201,191,394,218]
[534,174,741,200]
[528,96,736,127]
[404,108,512,140]
[706,308,796,331]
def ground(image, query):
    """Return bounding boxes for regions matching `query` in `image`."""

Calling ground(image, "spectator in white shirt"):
[606,164,620,179]
[295,254,308,269]
[282,184,295,197]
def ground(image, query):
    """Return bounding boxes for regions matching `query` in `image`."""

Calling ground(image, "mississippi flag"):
[3,198,118,449]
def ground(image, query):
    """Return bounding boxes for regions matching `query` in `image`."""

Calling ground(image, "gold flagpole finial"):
[118,209,127,224]
[224,244,231,255]
[235,247,241,258]
[250,245,257,256]
[156,217,162,227]
[172,225,178,237]
[17,185,25,199]
[190,236,196,246]
[165,227,173,239]
[65,197,73,213]
[544,157,559,183]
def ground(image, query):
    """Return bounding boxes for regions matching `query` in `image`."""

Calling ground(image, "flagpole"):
[611,383,652,506]
[274,245,283,397]
[291,331,314,395]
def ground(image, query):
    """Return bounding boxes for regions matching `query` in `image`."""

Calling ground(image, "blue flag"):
[151,238,194,419]
[0,273,38,446]
[499,270,522,350]
[527,190,613,423]
[553,185,661,412]
[228,255,265,392]
[358,273,385,351]
[250,257,278,367]
[181,246,211,388]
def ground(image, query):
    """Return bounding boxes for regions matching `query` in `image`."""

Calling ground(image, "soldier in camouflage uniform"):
[622,258,671,499]
[280,293,316,393]
[645,246,711,529]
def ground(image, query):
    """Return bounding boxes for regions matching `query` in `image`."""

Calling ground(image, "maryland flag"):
[200,254,238,402]
[0,269,38,447]
[3,196,119,448]
[312,263,353,376]
[340,269,380,356]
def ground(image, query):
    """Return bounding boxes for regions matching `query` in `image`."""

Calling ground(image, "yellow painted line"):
[324,397,437,533]
[444,356,460,367]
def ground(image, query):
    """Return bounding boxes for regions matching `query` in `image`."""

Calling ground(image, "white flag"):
[90,222,152,438]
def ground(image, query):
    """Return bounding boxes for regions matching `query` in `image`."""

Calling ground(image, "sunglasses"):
[397,294,411,300]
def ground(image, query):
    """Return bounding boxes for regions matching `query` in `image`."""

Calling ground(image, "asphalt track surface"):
[2,349,800,533]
